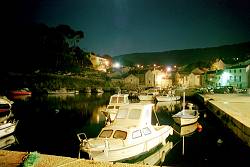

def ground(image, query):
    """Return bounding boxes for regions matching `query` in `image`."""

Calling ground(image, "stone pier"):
[197,93,250,147]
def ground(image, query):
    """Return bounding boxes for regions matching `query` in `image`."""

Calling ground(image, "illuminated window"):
[113,130,127,140]
[99,130,113,138]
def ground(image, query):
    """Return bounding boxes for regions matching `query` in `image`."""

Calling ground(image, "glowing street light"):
[113,62,121,68]
[166,66,172,72]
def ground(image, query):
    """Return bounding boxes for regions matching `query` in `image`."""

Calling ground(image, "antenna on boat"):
[182,91,185,111]
[153,106,160,126]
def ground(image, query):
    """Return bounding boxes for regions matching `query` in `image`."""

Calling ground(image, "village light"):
[166,66,172,72]
[113,62,121,68]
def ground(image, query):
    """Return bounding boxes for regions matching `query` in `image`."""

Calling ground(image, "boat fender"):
[160,151,166,163]
[197,123,202,132]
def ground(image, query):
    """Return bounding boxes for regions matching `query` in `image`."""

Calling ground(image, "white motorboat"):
[155,93,181,102]
[138,89,159,101]
[102,93,130,122]
[77,103,173,162]
[172,92,199,126]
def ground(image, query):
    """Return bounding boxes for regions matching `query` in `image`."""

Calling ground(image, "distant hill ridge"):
[113,41,250,66]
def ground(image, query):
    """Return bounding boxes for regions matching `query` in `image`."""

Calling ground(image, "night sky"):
[10,0,250,57]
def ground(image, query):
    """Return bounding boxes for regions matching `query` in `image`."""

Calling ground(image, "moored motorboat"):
[10,88,32,95]
[172,92,199,126]
[77,103,173,162]
[102,93,130,123]
[156,93,181,102]
[138,88,159,101]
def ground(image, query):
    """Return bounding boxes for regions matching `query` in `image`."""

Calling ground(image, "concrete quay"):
[197,93,250,147]
[0,150,155,167]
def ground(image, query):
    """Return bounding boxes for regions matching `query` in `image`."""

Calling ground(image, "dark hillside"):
[114,41,250,66]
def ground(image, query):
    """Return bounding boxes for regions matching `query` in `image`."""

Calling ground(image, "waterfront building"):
[123,74,140,89]
[221,64,250,89]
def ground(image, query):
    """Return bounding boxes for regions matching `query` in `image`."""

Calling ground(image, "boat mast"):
[182,91,185,111]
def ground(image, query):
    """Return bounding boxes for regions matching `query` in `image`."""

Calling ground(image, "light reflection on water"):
[5,93,250,166]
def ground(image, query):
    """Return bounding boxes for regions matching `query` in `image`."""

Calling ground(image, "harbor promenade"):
[0,150,154,167]
[197,93,250,147]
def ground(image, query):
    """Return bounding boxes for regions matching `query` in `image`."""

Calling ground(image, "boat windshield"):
[110,97,118,103]
[116,109,128,119]
[128,109,141,119]
[118,97,125,103]
[99,130,113,138]
[113,130,127,140]
[116,108,141,120]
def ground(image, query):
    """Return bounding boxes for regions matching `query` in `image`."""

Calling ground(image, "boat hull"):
[156,96,181,102]
[138,95,155,101]
[172,115,199,126]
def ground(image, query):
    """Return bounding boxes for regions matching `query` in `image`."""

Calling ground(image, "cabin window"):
[113,130,127,140]
[115,106,120,109]
[128,109,141,119]
[107,105,114,109]
[132,130,142,139]
[142,127,151,135]
[110,97,118,103]
[99,130,113,138]
[118,97,124,103]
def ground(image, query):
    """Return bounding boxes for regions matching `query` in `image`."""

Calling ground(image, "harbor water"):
[3,93,250,166]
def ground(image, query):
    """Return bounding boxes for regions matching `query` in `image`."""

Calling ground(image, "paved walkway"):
[202,94,250,128]
[0,150,154,167]
[200,93,250,147]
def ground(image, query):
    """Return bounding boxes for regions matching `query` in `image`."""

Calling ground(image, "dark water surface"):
[4,93,250,166]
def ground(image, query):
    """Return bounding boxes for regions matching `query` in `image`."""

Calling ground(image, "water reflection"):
[135,141,173,166]
[155,100,181,113]
[0,135,18,149]
[6,93,249,166]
